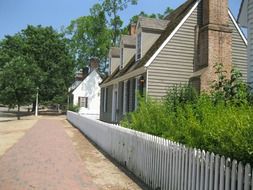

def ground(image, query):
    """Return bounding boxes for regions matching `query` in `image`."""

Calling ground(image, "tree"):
[0,56,40,119]
[102,0,138,46]
[66,3,111,71]
[0,25,75,109]
[20,25,75,106]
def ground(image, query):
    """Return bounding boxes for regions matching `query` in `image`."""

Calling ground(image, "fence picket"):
[165,140,169,190]
[184,148,189,190]
[219,156,225,190]
[225,158,231,190]
[204,152,210,190]
[238,162,244,190]
[162,139,167,190]
[169,143,173,190]
[181,146,185,190]
[214,155,220,190]
[188,149,192,190]
[209,153,215,190]
[200,150,205,190]
[244,164,251,190]
[196,150,201,190]
[67,112,253,190]
[172,143,175,190]
[231,160,238,190]
[251,169,253,190]
[191,149,197,190]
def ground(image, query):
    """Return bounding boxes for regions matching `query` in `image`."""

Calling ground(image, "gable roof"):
[138,16,169,30]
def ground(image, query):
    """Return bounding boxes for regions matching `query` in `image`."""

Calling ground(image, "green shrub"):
[68,104,79,112]
[121,66,253,164]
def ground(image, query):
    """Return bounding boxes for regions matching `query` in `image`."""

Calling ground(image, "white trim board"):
[144,0,201,68]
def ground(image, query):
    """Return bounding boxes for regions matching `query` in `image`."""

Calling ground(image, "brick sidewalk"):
[0,119,98,190]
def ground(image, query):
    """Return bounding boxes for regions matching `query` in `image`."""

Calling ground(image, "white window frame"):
[136,32,142,61]
[120,48,124,69]
[123,81,127,115]
[112,84,118,122]
[135,76,141,109]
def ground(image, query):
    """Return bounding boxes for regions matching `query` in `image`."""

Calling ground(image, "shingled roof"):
[121,35,136,47]
[101,0,197,86]
[138,16,169,30]
[110,47,120,57]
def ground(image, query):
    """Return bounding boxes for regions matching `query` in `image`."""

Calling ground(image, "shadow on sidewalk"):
[69,121,152,190]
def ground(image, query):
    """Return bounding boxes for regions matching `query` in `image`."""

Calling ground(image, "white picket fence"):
[67,111,253,190]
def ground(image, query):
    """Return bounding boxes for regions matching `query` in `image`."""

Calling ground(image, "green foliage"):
[0,56,40,119]
[102,0,138,45]
[211,63,249,105]
[66,4,111,71]
[68,104,80,112]
[0,25,75,107]
[122,68,253,165]
[165,84,198,112]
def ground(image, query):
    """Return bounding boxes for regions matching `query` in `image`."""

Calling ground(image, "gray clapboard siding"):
[147,5,200,99]
[148,4,248,99]
[230,16,248,81]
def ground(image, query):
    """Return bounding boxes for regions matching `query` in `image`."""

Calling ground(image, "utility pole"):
[35,87,39,116]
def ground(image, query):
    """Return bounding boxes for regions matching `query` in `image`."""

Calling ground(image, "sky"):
[0,0,243,39]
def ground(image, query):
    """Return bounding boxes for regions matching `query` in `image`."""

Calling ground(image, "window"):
[120,48,124,69]
[136,33,142,60]
[78,97,88,108]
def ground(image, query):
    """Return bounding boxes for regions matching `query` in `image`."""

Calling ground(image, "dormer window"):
[136,33,142,61]
[120,48,124,69]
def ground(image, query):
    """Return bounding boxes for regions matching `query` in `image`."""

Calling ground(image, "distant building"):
[69,58,102,115]
[100,0,248,123]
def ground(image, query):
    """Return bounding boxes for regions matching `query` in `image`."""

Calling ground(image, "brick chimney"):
[129,23,136,36]
[89,57,99,72]
[82,67,89,78]
[193,0,232,91]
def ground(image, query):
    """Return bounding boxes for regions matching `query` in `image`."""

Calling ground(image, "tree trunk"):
[32,101,35,112]
[17,105,20,120]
